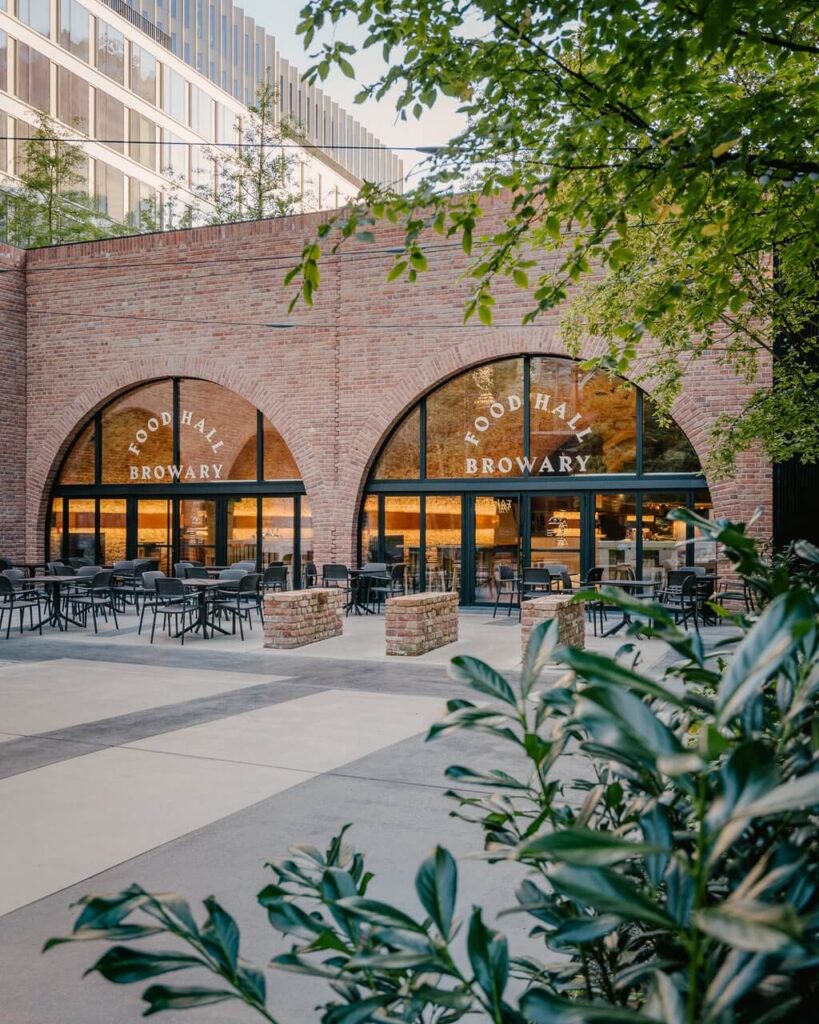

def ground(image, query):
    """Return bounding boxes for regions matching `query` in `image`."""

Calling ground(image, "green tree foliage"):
[287,0,819,475]
[188,76,312,224]
[47,517,819,1021]
[0,113,122,246]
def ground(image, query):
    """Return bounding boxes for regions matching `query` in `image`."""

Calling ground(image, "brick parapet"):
[0,243,28,559]
[263,587,343,649]
[385,591,459,656]
[521,595,586,661]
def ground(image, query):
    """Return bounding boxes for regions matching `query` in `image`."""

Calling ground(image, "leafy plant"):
[48,518,819,1022]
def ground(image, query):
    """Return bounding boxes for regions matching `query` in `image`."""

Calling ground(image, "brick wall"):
[263,588,343,648]
[521,595,586,662]
[2,194,772,561]
[385,592,459,656]
[0,244,27,559]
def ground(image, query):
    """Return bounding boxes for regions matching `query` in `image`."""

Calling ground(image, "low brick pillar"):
[520,594,585,661]
[385,592,459,656]
[263,588,343,649]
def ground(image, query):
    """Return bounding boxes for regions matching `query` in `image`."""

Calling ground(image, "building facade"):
[0,0,402,231]
[0,201,772,601]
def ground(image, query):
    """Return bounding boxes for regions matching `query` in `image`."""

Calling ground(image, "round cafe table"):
[25,575,87,631]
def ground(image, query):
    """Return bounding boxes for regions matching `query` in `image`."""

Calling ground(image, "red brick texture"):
[385,592,459,656]
[0,244,27,560]
[520,595,586,662]
[0,197,772,563]
[263,588,343,649]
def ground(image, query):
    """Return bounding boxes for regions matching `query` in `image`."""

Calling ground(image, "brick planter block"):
[520,595,585,662]
[385,591,458,656]
[264,588,343,649]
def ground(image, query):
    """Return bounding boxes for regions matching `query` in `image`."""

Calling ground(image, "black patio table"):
[589,578,662,637]
[345,569,390,615]
[25,574,86,631]
[178,578,233,639]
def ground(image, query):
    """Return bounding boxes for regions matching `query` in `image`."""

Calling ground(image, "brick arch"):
[29,355,319,556]
[335,330,717,563]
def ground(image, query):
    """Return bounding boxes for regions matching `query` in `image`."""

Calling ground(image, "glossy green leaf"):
[467,908,509,1008]
[334,897,425,933]
[731,772,819,821]
[521,986,662,1022]
[415,846,457,939]
[547,914,621,948]
[448,656,516,705]
[141,984,237,1016]
[546,864,676,930]
[517,828,663,866]
[521,619,559,694]
[696,901,804,953]
[85,947,204,985]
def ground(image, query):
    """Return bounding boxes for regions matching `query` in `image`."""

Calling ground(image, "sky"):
[239,0,466,181]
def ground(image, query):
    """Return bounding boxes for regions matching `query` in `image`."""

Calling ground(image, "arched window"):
[50,378,310,576]
[362,356,710,604]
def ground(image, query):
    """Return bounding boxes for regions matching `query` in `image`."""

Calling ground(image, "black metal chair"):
[492,564,519,618]
[231,560,257,571]
[184,566,210,579]
[209,573,260,639]
[661,569,700,632]
[69,570,119,634]
[517,567,552,620]
[0,574,47,637]
[262,564,288,594]
[303,561,318,588]
[368,564,405,613]
[138,570,166,635]
[322,564,350,595]
[174,561,195,579]
[150,577,198,644]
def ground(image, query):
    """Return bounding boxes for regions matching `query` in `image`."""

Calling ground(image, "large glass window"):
[373,408,420,479]
[18,0,50,37]
[262,497,295,569]
[137,498,171,574]
[0,31,7,93]
[641,492,688,576]
[227,496,258,565]
[179,498,217,565]
[162,65,186,122]
[66,498,96,562]
[474,495,520,602]
[16,44,51,112]
[180,379,256,481]
[384,497,420,577]
[301,497,314,568]
[595,493,638,575]
[96,19,125,84]
[59,0,89,62]
[360,496,378,564]
[190,83,212,138]
[57,66,89,132]
[162,129,188,183]
[530,495,581,577]
[130,43,157,103]
[101,380,174,484]
[425,495,461,594]
[643,399,701,473]
[94,160,124,220]
[427,359,523,478]
[99,498,126,564]
[95,92,125,152]
[49,498,64,559]
[129,110,157,170]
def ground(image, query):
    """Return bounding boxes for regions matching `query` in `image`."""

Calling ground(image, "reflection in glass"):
[474,496,520,602]
[179,379,256,481]
[179,499,217,565]
[641,493,687,576]
[261,497,295,569]
[137,499,171,574]
[60,420,95,484]
[99,498,126,564]
[530,496,581,577]
[595,494,637,575]
[301,497,314,568]
[693,490,716,570]
[97,19,125,84]
[373,408,420,479]
[643,400,701,473]
[427,359,523,478]
[384,498,420,592]
[102,380,173,483]
[530,360,636,474]
[227,496,258,566]
[263,421,300,480]
[67,498,96,562]
[49,498,64,560]
[360,496,378,564]
[425,496,461,594]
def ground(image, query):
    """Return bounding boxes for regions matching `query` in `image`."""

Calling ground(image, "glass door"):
[473,495,521,603]
[136,498,172,574]
[530,495,582,580]
[227,496,259,566]
[178,499,217,566]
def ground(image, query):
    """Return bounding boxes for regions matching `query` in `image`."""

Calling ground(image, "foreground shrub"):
[47,514,819,1022]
